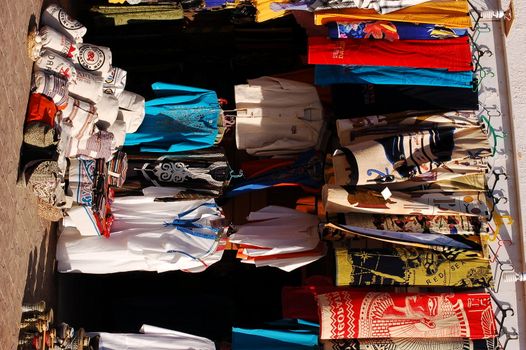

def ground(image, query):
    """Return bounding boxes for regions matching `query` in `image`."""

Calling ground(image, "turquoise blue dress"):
[315,65,473,88]
[232,319,320,350]
[124,82,220,153]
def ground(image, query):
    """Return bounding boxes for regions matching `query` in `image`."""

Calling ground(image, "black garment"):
[118,146,231,198]
[332,84,479,118]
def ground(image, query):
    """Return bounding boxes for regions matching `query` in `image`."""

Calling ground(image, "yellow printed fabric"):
[335,245,493,287]
[255,0,288,22]
[314,0,471,28]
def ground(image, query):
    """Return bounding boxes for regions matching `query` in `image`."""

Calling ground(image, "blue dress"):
[124,82,220,153]
[232,319,320,350]
[315,65,473,88]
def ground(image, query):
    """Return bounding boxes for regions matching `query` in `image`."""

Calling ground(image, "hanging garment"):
[232,320,320,350]
[314,0,471,27]
[383,173,488,193]
[90,4,184,26]
[235,76,324,156]
[332,127,491,186]
[335,244,492,287]
[89,324,215,350]
[322,338,498,350]
[118,147,231,198]
[57,196,226,273]
[124,83,220,153]
[271,0,429,13]
[229,206,325,271]
[342,213,487,234]
[331,84,479,117]
[327,21,468,40]
[322,185,488,216]
[226,150,324,197]
[308,37,472,72]
[315,65,473,88]
[324,223,486,252]
[317,291,496,340]
[335,111,481,146]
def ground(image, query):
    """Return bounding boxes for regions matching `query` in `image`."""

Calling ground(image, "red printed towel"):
[317,291,496,340]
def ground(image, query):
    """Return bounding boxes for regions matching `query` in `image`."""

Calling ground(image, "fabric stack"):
[23,5,145,241]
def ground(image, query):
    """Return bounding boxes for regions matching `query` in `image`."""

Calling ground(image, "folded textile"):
[41,4,87,43]
[35,49,77,81]
[31,71,69,108]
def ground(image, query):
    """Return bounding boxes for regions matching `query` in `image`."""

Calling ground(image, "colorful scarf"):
[327,21,467,40]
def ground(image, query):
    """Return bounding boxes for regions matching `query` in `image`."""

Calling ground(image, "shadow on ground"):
[22,222,58,313]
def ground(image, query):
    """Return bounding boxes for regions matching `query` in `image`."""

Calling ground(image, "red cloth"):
[317,291,496,340]
[308,36,472,72]
[282,276,349,322]
[26,93,57,126]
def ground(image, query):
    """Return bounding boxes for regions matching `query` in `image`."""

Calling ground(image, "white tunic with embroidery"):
[57,194,225,273]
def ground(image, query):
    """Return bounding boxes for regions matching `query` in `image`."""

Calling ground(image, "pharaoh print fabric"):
[335,245,493,288]
[328,21,468,41]
[322,185,489,216]
[323,338,498,350]
[317,291,496,340]
[332,126,490,187]
[119,147,230,198]
[344,213,487,235]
